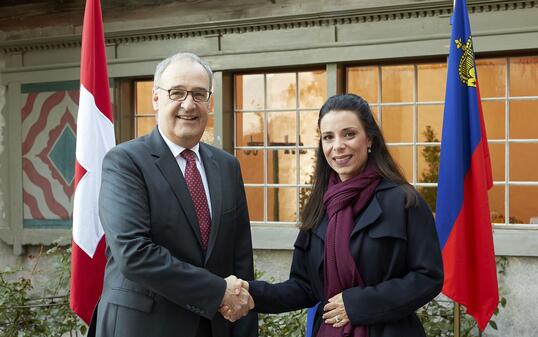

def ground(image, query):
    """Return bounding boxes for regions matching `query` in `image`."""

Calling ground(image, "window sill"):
[2,224,537,257]
[251,223,538,256]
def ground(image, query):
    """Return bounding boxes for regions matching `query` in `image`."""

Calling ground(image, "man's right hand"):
[219,275,254,322]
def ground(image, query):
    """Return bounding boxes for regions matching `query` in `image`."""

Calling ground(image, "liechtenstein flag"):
[436,0,498,331]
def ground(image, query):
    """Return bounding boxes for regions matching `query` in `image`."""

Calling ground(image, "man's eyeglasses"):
[157,87,212,103]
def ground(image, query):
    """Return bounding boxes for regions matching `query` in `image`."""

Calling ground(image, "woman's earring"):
[367,147,372,154]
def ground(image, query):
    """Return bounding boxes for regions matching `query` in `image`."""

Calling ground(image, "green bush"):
[0,243,86,337]
[1,244,506,337]
[418,256,508,337]
[259,310,306,337]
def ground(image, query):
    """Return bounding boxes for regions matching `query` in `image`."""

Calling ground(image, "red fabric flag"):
[435,0,498,331]
[70,0,115,324]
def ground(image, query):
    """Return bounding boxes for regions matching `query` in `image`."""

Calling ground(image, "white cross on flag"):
[70,0,115,324]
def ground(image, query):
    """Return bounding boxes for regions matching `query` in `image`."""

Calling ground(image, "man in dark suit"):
[93,52,257,337]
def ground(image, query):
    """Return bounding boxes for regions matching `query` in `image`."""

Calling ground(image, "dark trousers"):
[196,318,212,337]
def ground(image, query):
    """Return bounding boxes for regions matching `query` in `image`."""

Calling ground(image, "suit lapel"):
[147,128,204,250]
[349,195,383,238]
[349,180,398,238]
[199,143,222,264]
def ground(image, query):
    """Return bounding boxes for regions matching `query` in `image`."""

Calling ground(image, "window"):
[234,71,326,225]
[347,56,538,225]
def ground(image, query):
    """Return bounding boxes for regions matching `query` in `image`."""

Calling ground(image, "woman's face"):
[320,109,372,182]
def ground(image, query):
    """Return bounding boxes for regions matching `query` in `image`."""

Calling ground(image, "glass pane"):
[416,186,438,212]
[245,187,264,221]
[370,106,379,122]
[476,58,506,98]
[387,146,413,182]
[236,149,264,184]
[510,143,538,181]
[299,110,319,147]
[201,115,214,144]
[267,73,297,109]
[417,145,440,184]
[347,66,379,103]
[417,105,443,142]
[510,186,538,224]
[135,81,154,114]
[235,74,264,110]
[268,111,296,145]
[509,56,538,97]
[209,95,214,113]
[381,106,413,142]
[482,101,505,139]
[299,186,312,215]
[267,187,298,222]
[299,71,327,109]
[267,149,297,185]
[136,116,156,137]
[299,149,317,186]
[489,143,505,181]
[417,63,446,102]
[489,185,505,223]
[509,100,538,139]
[235,111,264,147]
[381,65,414,103]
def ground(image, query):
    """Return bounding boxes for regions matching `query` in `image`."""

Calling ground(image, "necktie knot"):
[181,149,196,163]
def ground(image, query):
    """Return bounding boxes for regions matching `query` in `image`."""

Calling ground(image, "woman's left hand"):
[322,292,349,328]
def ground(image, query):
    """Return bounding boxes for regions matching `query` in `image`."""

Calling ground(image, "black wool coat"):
[249,180,443,337]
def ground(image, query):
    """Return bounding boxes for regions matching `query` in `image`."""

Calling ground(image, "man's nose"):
[181,93,196,111]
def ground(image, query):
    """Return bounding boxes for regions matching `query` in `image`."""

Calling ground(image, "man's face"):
[153,60,210,148]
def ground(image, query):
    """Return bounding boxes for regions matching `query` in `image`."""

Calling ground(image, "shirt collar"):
[158,126,201,161]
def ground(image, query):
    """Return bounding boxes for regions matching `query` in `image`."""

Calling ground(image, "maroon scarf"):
[318,160,381,337]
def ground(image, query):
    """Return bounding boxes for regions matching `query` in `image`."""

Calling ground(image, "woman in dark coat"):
[243,94,444,337]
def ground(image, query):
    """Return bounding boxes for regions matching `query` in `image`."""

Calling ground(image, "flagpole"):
[453,302,461,337]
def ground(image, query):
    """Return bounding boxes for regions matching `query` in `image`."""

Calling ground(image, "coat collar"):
[310,179,398,277]
[312,179,398,242]
[146,127,222,263]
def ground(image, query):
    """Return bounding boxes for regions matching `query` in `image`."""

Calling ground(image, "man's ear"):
[152,88,159,111]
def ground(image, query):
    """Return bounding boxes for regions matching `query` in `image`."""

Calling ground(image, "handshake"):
[219,275,255,322]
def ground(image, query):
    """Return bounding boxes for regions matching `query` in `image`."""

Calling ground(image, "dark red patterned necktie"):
[181,149,211,251]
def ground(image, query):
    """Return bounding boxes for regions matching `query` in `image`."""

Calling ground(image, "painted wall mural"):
[21,82,80,228]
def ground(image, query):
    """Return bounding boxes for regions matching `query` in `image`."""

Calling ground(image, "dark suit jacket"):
[94,128,258,337]
[249,180,443,337]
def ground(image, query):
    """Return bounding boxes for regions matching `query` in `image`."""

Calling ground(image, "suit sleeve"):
[229,158,258,337]
[342,193,444,325]
[248,231,318,314]
[99,147,226,319]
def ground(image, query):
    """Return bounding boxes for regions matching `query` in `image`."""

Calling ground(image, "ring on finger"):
[335,315,341,323]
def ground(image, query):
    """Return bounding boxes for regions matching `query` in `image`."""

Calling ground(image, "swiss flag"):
[70,0,115,324]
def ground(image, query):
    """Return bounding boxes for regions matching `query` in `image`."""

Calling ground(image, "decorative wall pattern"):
[21,83,79,228]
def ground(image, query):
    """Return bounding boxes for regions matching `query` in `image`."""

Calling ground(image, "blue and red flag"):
[435,0,498,331]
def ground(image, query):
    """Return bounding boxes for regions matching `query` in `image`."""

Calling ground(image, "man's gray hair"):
[153,52,213,91]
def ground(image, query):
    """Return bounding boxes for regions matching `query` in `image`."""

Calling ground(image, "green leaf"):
[489,320,498,330]
[501,297,507,307]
